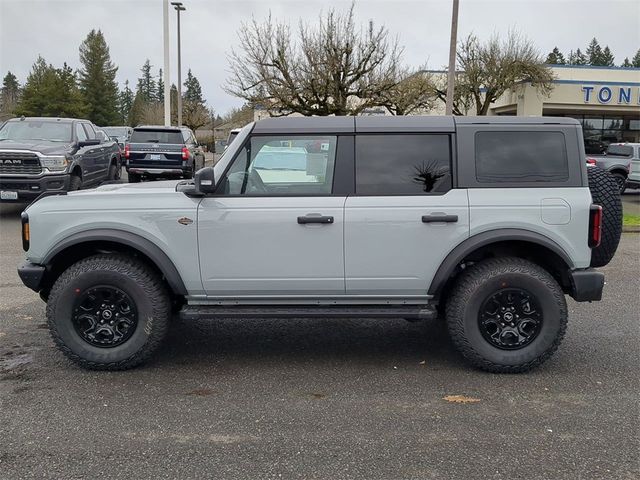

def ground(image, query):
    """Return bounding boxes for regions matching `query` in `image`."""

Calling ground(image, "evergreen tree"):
[1,71,21,117]
[16,57,85,118]
[157,68,164,103]
[568,49,587,65]
[632,49,640,67]
[136,60,156,102]
[118,80,134,124]
[586,38,604,65]
[78,29,119,125]
[128,91,146,127]
[545,47,566,65]
[600,46,615,67]
[183,69,204,103]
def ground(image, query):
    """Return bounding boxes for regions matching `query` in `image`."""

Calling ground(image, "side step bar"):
[180,305,437,321]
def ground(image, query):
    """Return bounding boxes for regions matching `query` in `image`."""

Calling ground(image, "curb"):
[622,226,640,233]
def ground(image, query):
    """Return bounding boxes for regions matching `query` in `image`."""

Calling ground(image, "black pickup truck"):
[0,117,121,203]
[125,125,205,183]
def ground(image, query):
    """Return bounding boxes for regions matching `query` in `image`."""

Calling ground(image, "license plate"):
[1,191,18,200]
[149,154,161,160]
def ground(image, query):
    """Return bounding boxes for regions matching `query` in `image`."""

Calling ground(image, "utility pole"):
[172,2,186,126]
[445,0,460,115]
[163,0,171,126]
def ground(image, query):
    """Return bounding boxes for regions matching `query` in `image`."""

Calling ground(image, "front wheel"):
[46,254,171,370]
[445,257,567,373]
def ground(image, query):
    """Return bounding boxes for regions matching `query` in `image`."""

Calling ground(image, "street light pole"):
[162,0,171,126]
[445,0,460,116]
[172,2,186,127]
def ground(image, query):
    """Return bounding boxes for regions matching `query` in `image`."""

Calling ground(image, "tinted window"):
[82,123,96,139]
[475,131,569,183]
[0,120,73,142]
[75,123,87,141]
[355,135,451,195]
[130,129,184,144]
[606,145,633,157]
[220,135,337,195]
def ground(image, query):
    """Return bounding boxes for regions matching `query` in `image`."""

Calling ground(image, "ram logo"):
[2,159,22,164]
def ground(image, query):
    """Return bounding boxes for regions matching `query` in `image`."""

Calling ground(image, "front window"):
[219,135,337,195]
[0,120,73,142]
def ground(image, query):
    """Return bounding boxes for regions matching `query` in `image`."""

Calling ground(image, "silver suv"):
[17,116,623,372]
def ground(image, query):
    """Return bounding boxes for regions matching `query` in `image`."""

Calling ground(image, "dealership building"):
[489,65,640,144]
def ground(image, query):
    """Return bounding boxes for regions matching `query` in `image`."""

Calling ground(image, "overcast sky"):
[1,0,639,115]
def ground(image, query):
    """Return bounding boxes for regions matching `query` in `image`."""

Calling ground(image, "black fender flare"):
[427,229,574,298]
[43,229,187,295]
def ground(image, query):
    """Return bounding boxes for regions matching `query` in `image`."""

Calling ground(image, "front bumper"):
[0,174,70,202]
[17,262,46,292]
[569,268,604,302]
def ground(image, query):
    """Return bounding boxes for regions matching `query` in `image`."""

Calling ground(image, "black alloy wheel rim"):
[478,288,543,350]
[72,286,138,348]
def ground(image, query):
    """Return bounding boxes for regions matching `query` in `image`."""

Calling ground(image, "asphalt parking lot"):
[0,199,639,479]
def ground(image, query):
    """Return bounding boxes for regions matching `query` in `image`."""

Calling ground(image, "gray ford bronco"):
[17,116,623,373]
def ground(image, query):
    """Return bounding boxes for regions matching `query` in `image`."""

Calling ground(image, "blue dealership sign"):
[582,85,639,104]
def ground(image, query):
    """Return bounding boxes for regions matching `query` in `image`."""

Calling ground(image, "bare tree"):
[376,68,437,115]
[436,31,555,115]
[182,100,210,131]
[225,4,404,116]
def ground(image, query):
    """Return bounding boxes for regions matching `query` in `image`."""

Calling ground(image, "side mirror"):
[78,138,100,147]
[195,167,216,195]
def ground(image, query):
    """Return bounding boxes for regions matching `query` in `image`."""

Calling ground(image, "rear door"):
[344,120,469,297]
[198,133,347,297]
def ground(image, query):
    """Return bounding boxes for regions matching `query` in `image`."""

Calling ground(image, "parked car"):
[585,143,637,193]
[124,125,205,183]
[626,144,640,190]
[18,116,622,373]
[102,126,132,151]
[584,138,606,155]
[0,117,122,203]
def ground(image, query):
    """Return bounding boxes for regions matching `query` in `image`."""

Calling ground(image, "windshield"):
[0,120,73,142]
[130,129,183,144]
[103,127,129,138]
[606,145,633,157]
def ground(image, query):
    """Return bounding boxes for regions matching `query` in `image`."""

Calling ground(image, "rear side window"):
[475,131,569,183]
[355,135,452,195]
[130,129,184,144]
[606,145,633,157]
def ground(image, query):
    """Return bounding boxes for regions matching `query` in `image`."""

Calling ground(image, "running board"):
[179,305,437,321]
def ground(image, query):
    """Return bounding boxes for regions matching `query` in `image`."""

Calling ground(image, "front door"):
[198,133,346,297]
[344,133,469,297]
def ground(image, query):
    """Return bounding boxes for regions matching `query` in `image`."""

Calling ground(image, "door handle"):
[422,214,458,223]
[297,215,334,224]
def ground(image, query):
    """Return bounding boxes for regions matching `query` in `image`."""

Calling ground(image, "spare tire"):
[587,166,622,267]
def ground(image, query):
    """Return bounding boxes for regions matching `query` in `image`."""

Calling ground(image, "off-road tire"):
[68,174,82,191]
[46,254,171,370]
[587,166,622,267]
[445,257,567,373]
[128,172,140,183]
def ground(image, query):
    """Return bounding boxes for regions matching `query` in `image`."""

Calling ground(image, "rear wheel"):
[446,257,567,373]
[46,254,171,370]
[107,162,120,181]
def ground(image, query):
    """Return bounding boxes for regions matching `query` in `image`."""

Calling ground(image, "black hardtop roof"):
[252,115,579,134]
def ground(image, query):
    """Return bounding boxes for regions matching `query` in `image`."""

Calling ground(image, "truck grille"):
[0,152,42,175]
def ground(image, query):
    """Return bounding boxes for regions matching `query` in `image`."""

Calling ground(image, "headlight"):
[40,155,69,171]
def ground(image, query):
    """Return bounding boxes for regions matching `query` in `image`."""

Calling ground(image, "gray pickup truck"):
[0,117,121,203]
[17,116,622,373]
[586,142,639,193]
